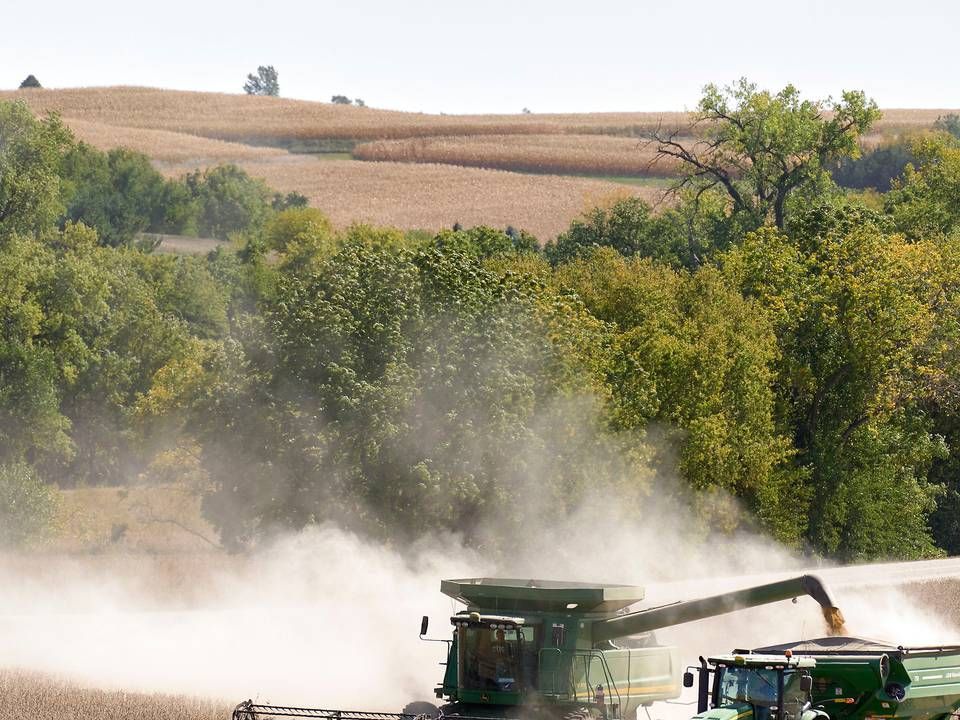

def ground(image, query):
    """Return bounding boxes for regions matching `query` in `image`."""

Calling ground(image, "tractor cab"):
[686,654,821,720]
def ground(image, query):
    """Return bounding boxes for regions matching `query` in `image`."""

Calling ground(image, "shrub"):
[184,164,273,240]
[0,463,60,547]
[830,140,917,192]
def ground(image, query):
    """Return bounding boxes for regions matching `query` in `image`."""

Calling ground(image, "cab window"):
[717,666,779,707]
[460,625,523,692]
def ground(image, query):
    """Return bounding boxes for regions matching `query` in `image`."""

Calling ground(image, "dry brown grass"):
[157,156,665,240]
[352,134,684,177]
[0,669,231,720]
[50,483,220,554]
[65,118,286,166]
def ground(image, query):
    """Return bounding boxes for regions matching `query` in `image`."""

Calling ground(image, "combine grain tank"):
[685,637,960,720]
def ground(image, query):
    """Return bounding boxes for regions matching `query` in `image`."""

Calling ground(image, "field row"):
[352,133,684,176]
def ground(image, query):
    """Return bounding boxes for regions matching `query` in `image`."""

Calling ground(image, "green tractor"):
[685,637,960,720]
[235,575,844,720]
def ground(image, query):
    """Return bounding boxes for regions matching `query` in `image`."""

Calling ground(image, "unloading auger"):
[233,575,844,720]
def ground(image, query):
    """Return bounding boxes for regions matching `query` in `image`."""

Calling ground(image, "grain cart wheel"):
[403,701,439,719]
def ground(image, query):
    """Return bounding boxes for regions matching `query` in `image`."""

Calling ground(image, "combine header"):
[234,575,844,720]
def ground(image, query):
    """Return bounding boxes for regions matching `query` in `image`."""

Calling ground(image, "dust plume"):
[3,398,960,712]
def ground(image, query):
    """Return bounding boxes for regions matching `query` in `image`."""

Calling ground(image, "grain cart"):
[234,575,843,720]
[683,637,960,720]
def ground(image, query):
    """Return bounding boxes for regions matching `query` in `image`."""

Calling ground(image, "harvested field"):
[352,134,684,177]
[64,118,286,166]
[157,156,665,240]
[0,669,230,720]
[5,88,953,147]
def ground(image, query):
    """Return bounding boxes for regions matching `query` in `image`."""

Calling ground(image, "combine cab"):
[235,575,844,720]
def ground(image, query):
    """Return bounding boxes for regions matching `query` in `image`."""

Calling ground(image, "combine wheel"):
[403,701,440,719]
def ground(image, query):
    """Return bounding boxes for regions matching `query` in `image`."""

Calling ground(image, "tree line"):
[2,80,960,561]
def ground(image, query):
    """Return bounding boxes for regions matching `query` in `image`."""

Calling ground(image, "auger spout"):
[592,574,844,645]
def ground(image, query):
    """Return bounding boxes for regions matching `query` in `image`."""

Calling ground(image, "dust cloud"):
[3,405,960,712]
[5,513,960,714]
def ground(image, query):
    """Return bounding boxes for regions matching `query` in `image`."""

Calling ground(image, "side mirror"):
[420,615,429,636]
[683,672,695,688]
[800,675,813,693]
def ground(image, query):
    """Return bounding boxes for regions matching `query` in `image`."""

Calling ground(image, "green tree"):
[19,75,42,89]
[0,101,73,237]
[190,229,628,549]
[63,145,193,246]
[934,113,960,139]
[546,196,702,268]
[555,248,802,543]
[650,79,880,230]
[830,138,916,192]
[885,134,960,239]
[243,66,279,96]
[185,164,274,240]
[724,215,958,559]
[0,234,71,462]
[0,223,208,485]
[0,463,60,548]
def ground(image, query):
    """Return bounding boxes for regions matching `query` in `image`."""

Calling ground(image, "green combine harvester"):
[234,575,845,720]
[684,637,960,720]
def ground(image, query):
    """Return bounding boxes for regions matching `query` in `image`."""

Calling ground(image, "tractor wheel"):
[402,701,440,719]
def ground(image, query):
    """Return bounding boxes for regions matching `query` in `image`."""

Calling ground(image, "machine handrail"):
[537,648,623,711]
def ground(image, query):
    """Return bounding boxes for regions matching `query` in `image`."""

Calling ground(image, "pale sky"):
[2,0,957,114]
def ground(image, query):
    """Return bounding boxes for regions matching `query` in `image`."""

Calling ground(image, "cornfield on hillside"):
[4,88,951,146]
[2,87,691,142]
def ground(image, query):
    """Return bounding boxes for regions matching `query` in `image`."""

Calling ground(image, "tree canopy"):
[243,66,279,96]
[3,84,960,560]
[650,79,881,230]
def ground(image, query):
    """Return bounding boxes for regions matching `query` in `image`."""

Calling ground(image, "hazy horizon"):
[3,0,957,114]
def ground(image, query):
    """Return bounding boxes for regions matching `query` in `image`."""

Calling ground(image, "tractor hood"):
[692,703,753,720]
